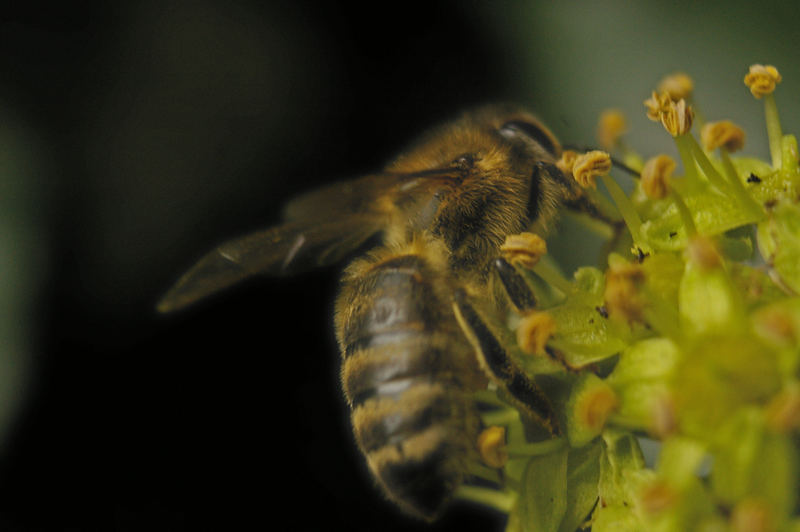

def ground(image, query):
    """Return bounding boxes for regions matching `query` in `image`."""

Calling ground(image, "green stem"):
[455,486,516,513]
[468,462,503,484]
[532,260,573,295]
[669,188,696,237]
[719,149,764,220]
[686,135,730,192]
[599,174,645,250]
[674,134,701,192]
[642,286,683,342]
[764,93,783,169]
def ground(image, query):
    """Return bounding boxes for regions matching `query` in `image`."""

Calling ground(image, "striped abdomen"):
[335,247,483,520]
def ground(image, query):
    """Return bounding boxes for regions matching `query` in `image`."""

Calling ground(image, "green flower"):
[462,64,800,532]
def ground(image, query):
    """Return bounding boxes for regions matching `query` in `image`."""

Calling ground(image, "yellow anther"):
[686,235,723,271]
[516,311,557,356]
[640,154,675,200]
[555,149,579,176]
[477,426,507,468]
[660,98,694,137]
[500,232,547,270]
[765,387,800,433]
[744,64,782,98]
[730,499,774,532]
[650,394,677,439]
[639,480,678,515]
[644,92,694,136]
[701,120,746,152]
[575,385,618,433]
[572,150,612,189]
[644,91,671,122]
[604,261,646,323]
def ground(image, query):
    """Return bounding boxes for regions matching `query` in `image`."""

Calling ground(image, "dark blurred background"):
[0,1,797,531]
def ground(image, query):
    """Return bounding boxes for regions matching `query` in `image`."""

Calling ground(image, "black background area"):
[0,2,525,531]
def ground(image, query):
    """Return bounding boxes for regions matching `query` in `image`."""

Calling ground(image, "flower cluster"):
[461,65,800,532]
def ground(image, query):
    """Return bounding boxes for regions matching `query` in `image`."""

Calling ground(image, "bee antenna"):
[562,144,641,178]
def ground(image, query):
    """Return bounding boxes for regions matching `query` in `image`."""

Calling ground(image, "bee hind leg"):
[452,290,559,435]
[492,257,537,313]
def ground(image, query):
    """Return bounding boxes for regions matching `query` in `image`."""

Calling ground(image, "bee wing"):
[282,173,409,221]
[158,169,459,313]
[157,213,385,313]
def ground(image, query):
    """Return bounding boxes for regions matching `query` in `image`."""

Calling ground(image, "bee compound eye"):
[498,119,558,156]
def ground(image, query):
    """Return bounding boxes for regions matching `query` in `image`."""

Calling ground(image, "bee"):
[158,105,603,520]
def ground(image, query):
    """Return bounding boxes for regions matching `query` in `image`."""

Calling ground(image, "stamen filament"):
[686,134,730,192]
[719,149,764,219]
[669,189,697,237]
[455,486,516,513]
[468,462,503,484]
[673,134,701,192]
[764,93,783,168]
[599,174,645,249]
[532,259,573,295]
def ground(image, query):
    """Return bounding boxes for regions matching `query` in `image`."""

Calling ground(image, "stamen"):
[516,311,557,356]
[641,154,675,200]
[477,426,508,468]
[745,64,784,167]
[500,233,547,270]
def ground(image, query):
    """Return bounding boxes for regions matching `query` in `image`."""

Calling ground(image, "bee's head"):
[384,105,575,273]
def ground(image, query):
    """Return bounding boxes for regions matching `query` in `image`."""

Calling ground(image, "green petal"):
[557,442,603,532]
[641,189,760,251]
[565,374,617,447]
[757,199,800,294]
[711,408,797,522]
[678,262,745,337]
[518,446,569,532]
[675,336,781,438]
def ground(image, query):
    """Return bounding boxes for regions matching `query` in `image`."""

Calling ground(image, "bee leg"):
[493,257,536,312]
[452,290,559,435]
